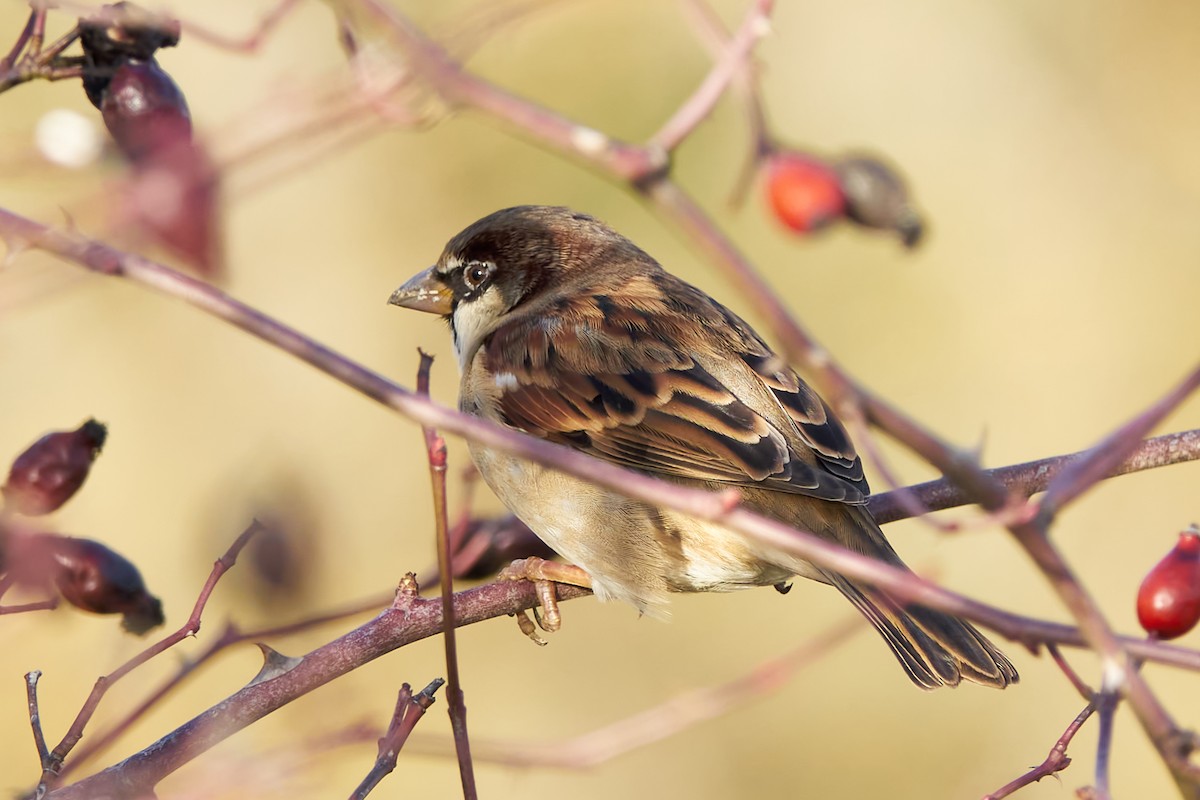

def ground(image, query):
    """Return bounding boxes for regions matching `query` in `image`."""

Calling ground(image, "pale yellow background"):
[2,1,1200,798]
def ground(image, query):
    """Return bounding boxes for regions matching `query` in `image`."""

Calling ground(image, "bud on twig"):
[3,420,108,516]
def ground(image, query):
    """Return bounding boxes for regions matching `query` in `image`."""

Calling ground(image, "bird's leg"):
[499,557,592,642]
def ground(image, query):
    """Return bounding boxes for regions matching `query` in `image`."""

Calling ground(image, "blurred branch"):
[35,521,262,794]
[408,613,865,768]
[648,0,771,152]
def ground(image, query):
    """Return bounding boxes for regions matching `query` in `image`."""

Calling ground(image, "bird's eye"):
[463,262,493,289]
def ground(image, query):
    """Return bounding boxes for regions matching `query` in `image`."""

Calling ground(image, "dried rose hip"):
[3,530,164,634]
[1137,526,1200,640]
[833,155,924,248]
[4,420,108,516]
[99,60,192,162]
[49,535,165,634]
[764,152,846,234]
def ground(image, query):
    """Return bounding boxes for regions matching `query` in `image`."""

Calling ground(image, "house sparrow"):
[389,205,1017,690]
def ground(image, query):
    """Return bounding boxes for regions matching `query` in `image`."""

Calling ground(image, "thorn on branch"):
[246,644,304,688]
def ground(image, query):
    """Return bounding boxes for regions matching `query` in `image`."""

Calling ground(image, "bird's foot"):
[499,557,592,645]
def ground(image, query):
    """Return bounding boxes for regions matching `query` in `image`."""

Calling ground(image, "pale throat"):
[450,287,509,371]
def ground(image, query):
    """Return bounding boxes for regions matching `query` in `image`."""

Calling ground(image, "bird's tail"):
[824,569,1018,689]
[792,504,1018,690]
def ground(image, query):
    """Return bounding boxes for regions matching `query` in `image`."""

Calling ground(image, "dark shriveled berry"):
[834,155,925,248]
[100,60,192,162]
[1137,526,1200,640]
[3,530,164,634]
[4,420,108,516]
[80,2,181,107]
[455,515,558,580]
[50,536,165,634]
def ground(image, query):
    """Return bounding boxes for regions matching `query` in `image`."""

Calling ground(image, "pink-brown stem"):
[25,670,50,767]
[416,351,477,799]
[348,679,443,800]
[649,0,772,152]
[983,702,1096,800]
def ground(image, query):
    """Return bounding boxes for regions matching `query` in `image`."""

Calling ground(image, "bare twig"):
[681,0,773,205]
[983,702,1096,800]
[180,0,301,52]
[45,579,591,799]
[37,521,262,791]
[1093,690,1118,800]
[0,597,60,615]
[416,351,477,799]
[867,428,1200,525]
[56,593,391,781]
[1048,644,1095,702]
[649,0,772,152]
[25,670,50,768]
[349,679,444,800]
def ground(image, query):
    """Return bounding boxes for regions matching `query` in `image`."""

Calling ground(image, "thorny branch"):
[1,0,1199,797]
[3,212,1199,798]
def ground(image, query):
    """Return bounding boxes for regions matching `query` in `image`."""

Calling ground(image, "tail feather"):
[826,571,1018,690]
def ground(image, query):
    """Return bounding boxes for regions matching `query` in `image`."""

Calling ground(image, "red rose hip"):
[764,152,846,234]
[1137,526,1200,640]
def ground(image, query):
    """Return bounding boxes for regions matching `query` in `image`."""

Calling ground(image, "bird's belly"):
[469,445,796,611]
[660,513,794,592]
[469,445,676,612]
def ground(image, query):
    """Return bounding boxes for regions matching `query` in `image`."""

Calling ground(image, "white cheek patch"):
[451,287,509,370]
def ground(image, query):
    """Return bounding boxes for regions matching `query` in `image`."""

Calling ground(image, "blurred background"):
[2,0,1200,797]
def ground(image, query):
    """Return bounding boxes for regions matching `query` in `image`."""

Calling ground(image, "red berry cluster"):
[1,420,164,634]
[764,151,924,248]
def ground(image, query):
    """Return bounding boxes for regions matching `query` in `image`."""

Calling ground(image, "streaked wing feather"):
[484,286,868,504]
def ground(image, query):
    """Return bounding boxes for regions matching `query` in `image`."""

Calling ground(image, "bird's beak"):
[388,266,453,316]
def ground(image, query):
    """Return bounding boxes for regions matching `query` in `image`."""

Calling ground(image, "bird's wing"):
[478,279,869,504]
